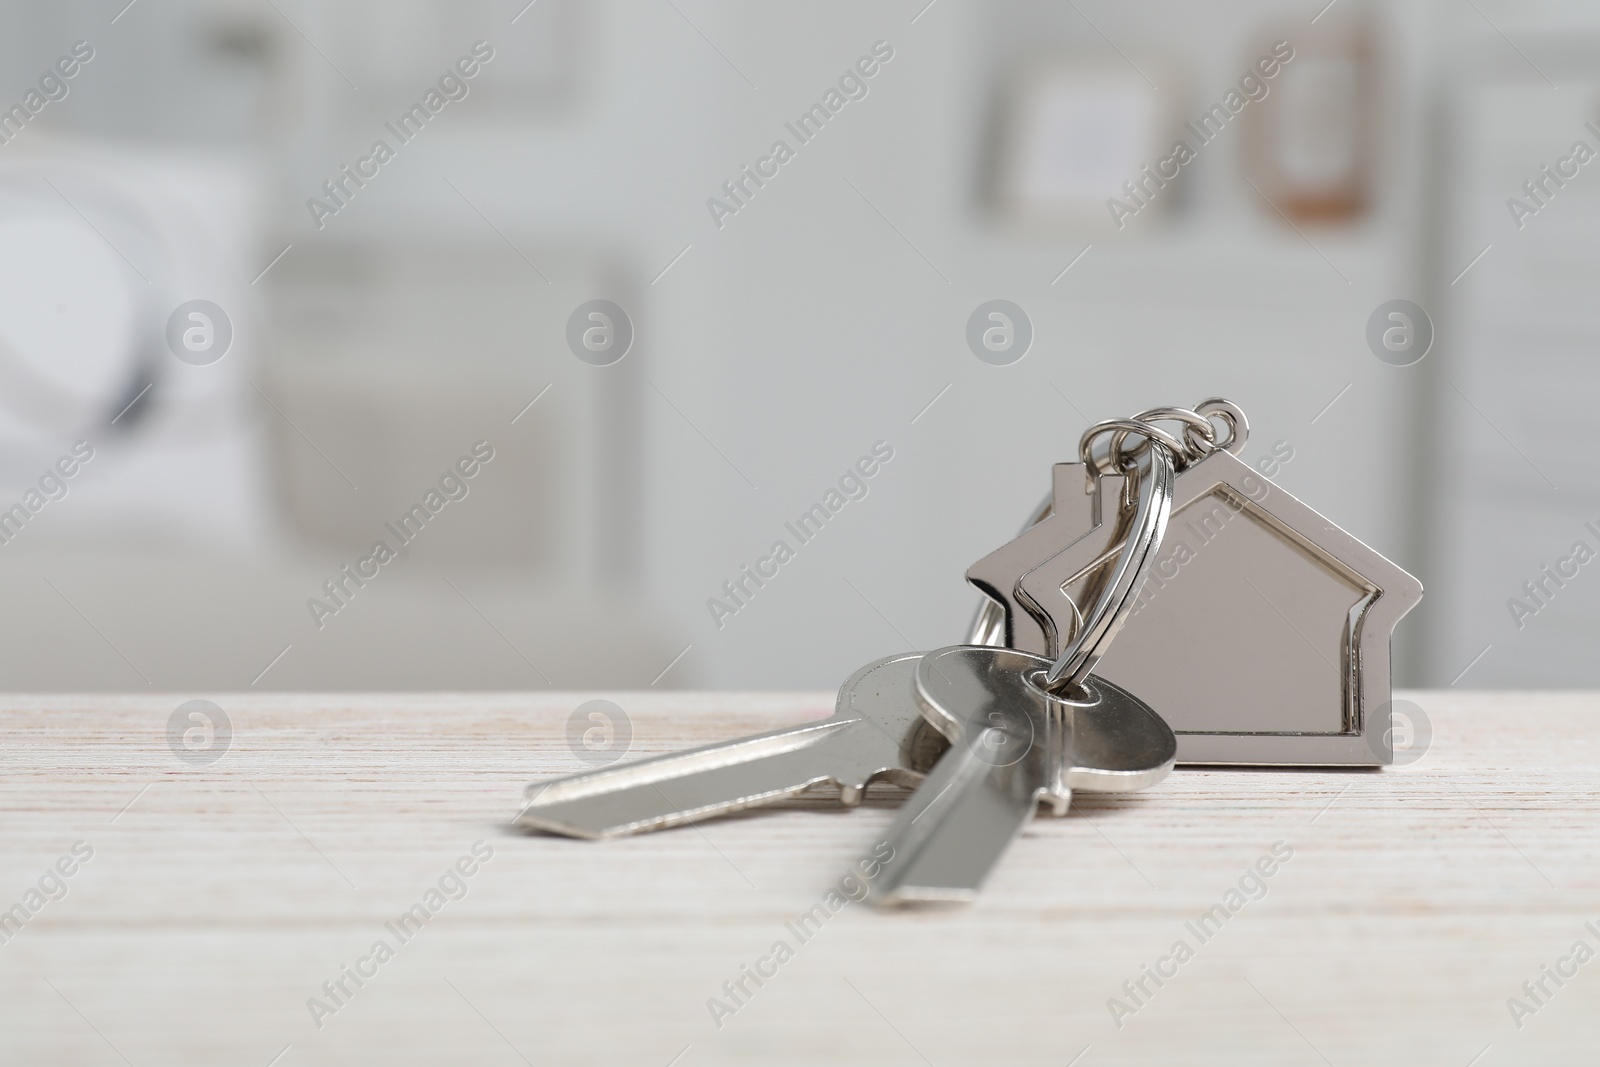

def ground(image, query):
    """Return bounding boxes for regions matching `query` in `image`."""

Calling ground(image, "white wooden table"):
[2,691,1596,1066]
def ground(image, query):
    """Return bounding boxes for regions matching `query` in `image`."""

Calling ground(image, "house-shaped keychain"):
[969,439,1422,766]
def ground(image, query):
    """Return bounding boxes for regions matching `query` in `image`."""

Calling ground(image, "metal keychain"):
[516,396,1423,910]
[970,399,1423,766]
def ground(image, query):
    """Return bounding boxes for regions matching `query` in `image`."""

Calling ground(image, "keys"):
[867,645,1175,905]
[507,396,1422,906]
[516,652,930,838]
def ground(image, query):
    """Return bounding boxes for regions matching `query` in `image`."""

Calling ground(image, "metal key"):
[868,434,1178,905]
[867,644,1176,904]
[516,652,930,838]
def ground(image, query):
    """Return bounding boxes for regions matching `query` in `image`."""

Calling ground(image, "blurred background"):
[0,0,1591,691]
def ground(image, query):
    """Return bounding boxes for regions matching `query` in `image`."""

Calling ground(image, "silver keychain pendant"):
[970,399,1423,767]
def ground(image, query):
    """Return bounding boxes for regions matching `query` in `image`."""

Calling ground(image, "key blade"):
[515,653,926,839]
[516,717,866,839]
[868,717,1047,905]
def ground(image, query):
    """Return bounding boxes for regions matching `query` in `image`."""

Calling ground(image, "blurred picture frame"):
[1239,10,1379,226]
[990,58,1175,233]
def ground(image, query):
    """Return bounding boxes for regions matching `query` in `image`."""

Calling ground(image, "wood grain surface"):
[2,690,1598,1066]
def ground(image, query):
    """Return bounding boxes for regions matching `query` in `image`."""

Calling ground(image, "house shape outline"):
[974,449,1423,766]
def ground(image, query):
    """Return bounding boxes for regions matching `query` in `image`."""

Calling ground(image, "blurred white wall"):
[0,0,1591,691]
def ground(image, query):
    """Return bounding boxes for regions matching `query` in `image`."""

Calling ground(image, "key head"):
[915,645,1176,794]
[829,651,931,801]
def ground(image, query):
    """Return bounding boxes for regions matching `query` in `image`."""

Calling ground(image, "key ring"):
[1117,407,1215,468]
[1079,418,1188,478]
[1185,397,1249,457]
[1082,403,1243,475]
[1042,436,1175,694]
[967,400,1245,651]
